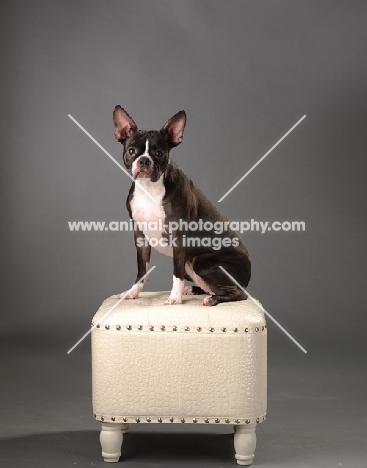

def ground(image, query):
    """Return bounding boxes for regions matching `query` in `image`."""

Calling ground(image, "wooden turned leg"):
[100,422,129,462]
[233,424,257,466]
[121,423,130,434]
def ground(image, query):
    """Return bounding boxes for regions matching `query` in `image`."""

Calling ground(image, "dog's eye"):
[127,148,136,156]
[155,150,163,158]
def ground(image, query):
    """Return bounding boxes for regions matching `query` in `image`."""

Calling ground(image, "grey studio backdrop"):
[1,1,367,467]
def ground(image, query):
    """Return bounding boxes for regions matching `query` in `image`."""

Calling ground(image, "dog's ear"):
[160,111,186,147]
[113,106,137,142]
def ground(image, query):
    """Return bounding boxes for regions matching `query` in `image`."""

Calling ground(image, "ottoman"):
[91,291,267,465]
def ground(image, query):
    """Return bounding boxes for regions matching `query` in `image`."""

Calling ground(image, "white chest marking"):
[130,174,173,256]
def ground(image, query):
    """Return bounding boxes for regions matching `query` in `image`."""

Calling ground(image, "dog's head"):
[113,106,186,182]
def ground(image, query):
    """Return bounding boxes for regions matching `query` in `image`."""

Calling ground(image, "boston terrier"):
[113,106,251,306]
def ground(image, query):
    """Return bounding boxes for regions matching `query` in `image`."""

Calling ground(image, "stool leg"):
[233,424,257,466]
[100,422,129,462]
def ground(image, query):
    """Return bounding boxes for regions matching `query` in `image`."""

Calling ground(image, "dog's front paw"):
[165,276,184,305]
[164,296,182,305]
[118,283,143,299]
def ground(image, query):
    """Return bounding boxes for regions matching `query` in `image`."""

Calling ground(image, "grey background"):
[1,1,366,467]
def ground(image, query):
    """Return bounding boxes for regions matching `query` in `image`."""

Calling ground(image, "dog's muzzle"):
[134,156,153,179]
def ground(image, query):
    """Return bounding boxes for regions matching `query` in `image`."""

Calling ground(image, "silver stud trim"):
[93,414,266,424]
[95,324,266,333]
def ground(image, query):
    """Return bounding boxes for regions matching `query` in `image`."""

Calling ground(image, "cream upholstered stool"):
[91,292,267,465]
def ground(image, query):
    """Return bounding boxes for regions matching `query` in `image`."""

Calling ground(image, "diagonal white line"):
[67,266,156,354]
[219,266,307,354]
[68,114,156,202]
[218,115,306,202]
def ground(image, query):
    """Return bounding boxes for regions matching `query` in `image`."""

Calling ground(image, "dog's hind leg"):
[191,254,250,306]
[184,262,214,296]
[202,286,247,306]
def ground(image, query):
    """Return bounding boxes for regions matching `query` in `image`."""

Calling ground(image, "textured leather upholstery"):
[91,292,267,426]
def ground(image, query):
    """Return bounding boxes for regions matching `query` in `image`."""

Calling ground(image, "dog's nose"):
[139,157,151,168]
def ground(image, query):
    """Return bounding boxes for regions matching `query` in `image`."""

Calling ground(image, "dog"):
[113,106,251,306]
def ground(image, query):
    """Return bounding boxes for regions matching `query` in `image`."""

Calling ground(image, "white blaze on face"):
[131,138,153,178]
[143,139,149,156]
